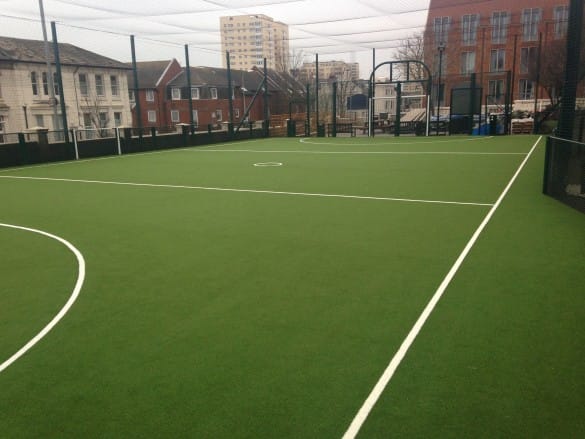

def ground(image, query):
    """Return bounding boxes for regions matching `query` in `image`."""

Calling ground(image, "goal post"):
[368,60,433,137]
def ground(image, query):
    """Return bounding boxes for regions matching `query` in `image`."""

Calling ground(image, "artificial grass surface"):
[0,136,582,437]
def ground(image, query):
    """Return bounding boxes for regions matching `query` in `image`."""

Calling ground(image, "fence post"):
[72,129,79,159]
[17,133,27,165]
[116,127,122,155]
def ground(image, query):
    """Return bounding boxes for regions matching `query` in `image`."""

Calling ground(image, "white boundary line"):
[341,135,543,439]
[0,175,494,207]
[300,136,494,146]
[0,138,262,174]
[0,223,86,374]
[190,149,525,156]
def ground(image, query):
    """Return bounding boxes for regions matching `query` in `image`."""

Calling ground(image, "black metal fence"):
[543,136,585,213]
[0,125,266,169]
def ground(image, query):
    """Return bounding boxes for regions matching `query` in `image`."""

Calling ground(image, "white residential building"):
[0,36,132,139]
[220,14,289,71]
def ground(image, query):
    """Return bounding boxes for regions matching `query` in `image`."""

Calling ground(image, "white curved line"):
[0,223,86,374]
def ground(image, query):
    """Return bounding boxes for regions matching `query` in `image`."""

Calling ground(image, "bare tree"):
[82,94,111,137]
[395,32,426,80]
[530,37,585,108]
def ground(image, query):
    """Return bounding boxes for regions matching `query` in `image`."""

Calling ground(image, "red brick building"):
[424,0,572,115]
[128,63,305,131]
[127,59,183,129]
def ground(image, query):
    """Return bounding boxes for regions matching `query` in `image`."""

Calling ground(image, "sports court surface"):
[1,135,583,438]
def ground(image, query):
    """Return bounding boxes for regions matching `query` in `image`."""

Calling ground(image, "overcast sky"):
[0,0,431,78]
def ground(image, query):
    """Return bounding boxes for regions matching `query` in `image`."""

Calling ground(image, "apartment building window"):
[171,110,180,123]
[522,8,541,42]
[191,87,200,99]
[519,79,534,100]
[554,5,569,38]
[110,75,119,97]
[35,114,44,127]
[488,79,505,103]
[210,87,218,99]
[129,90,135,102]
[490,49,506,72]
[491,11,509,44]
[79,73,88,96]
[114,112,122,127]
[42,72,49,95]
[171,87,181,100]
[146,89,155,101]
[433,16,450,44]
[147,110,157,123]
[192,109,198,126]
[31,71,39,96]
[95,74,105,96]
[520,47,537,74]
[461,52,476,74]
[234,108,240,118]
[215,109,222,121]
[461,14,479,45]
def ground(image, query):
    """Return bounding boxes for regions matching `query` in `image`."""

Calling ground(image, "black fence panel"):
[543,136,585,214]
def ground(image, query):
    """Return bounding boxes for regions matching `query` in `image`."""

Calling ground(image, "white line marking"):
[299,136,494,146]
[0,223,86,374]
[0,139,261,174]
[191,149,525,156]
[341,136,543,439]
[0,175,494,207]
[253,162,283,166]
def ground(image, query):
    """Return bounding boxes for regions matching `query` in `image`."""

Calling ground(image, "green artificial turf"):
[0,135,582,438]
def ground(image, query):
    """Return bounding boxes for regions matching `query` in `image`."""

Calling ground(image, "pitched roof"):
[126,60,178,89]
[0,36,130,70]
[168,66,304,96]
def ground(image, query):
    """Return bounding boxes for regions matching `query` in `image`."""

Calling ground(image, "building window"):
[171,110,180,123]
[114,112,122,127]
[191,87,200,99]
[31,71,39,96]
[519,79,534,100]
[110,76,119,97]
[215,109,222,121]
[83,113,92,129]
[522,8,541,42]
[210,87,218,99]
[490,49,506,72]
[234,108,240,118]
[461,52,476,75]
[42,72,49,95]
[79,73,88,96]
[95,74,104,96]
[129,90,135,102]
[434,16,450,44]
[520,47,537,74]
[491,11,509,44]
[35,114,44,127]
[461,14,479,45]
[53,72,59,96]
[146,89,155,102]
[488,79,505,104]
[147,110,157,123]
[98,111,108,127]
[554,5,569,38]
[192,109,198,125]
[171,87,181,100]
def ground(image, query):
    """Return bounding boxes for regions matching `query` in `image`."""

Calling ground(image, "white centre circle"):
[253,162,283,167]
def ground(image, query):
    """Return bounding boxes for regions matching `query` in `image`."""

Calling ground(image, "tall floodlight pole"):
[436,42,445,136]
[38,0,59,130]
